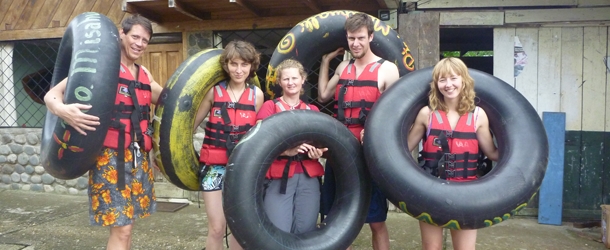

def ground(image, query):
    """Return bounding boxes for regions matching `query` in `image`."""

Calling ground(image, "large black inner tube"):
[40,12,120,179]
[224,110,370,249]
[265,10,415,98]
[364,67,548,230]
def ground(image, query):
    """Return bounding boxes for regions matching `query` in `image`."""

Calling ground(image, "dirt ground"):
[0,189,607,250]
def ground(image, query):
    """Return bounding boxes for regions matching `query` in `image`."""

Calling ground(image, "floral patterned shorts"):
[88,146,156,227]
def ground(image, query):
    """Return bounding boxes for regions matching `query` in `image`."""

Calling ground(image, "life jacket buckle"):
[229,133,241,140]
[347,79,354,86]
[144,126,154,136]
[228,102,236,109]
[444,131,453,138]
[445,169,455,178]
[444,153,455,161]
[444,161,456,169]
[344,118,352,124]
[231,125,240,132]
[343,101,352,108]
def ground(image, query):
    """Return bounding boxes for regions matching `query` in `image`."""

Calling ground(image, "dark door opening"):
[440,28,493,75]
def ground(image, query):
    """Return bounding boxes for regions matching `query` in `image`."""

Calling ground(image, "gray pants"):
[263,173,320,233]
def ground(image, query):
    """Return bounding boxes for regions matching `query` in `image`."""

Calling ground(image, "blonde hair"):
[276,59,307,96]
[429,57,476,116]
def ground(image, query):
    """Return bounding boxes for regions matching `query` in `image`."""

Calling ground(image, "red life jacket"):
[421,109,479,181]
[103,63,152,151]
[266,98,325,194]
[199,82,257,165]
[103,63,153,190]
[334,59,383,138]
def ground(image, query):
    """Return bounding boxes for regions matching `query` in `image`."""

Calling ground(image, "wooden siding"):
[493,26,610,216]
[493,26,610,131]
[0,0,127,41]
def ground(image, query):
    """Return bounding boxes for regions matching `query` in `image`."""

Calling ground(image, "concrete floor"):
[0,189,607,250]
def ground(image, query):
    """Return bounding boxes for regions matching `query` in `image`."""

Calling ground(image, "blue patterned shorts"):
[200,165,225,191]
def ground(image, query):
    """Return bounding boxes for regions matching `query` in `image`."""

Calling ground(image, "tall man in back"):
[318,12,400,250]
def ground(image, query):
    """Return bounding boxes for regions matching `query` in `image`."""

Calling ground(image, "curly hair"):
[275,59,307,95]
[220,40,261,82]
[429,57,476,116]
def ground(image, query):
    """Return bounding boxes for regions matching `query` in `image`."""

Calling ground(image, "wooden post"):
[538,112,566,225]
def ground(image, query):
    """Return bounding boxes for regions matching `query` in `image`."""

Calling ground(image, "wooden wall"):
[493,26,610,217]
[0,0,128,41]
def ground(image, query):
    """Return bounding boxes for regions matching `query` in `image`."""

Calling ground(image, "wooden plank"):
[604,132,610,204]
[106,1,127,24]
[67,0,98,26]
[0,0,13,26]
[505,7,610,24]
[152,15,310,33]
[439,11,503,26]
[538,112,566,226]
[579,132,604,210]
[0,0,28,30]
[582,26,607,132]
[13,0,45,30]
[90,0,115,15]
[418,12,440,69]
[416,0,577,8]
[563,131,581,210]
[398,13,420,70]
[300,0,322,12]
[560,27,584,131]
[493,28,515,87]
[537,28,562,116]
[169,0,210,21]
[230,0,260,17]
[31,0,62,29]
[514,28,538,112]
[578,0,610,7]
[48,0,79,28]
[606,26,610,132]
[0,14,306,41]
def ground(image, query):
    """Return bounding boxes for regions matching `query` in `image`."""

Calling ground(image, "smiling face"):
[120,24,151,62]
[346,27,373,59]
[279,67,304,96]
[226,57,252,85]
[437,70,463,100]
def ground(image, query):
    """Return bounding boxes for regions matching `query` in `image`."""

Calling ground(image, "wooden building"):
[0,0,609,219]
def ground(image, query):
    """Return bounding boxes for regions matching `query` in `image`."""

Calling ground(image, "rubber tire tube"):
[224,110,371,249]
[363,67,549,230]
[40,12,120,179]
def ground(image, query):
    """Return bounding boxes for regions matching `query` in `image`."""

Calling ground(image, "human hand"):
[322,48,345,62]
[307,146,328,160]
[360,129,365,144]
[56,103,100,135]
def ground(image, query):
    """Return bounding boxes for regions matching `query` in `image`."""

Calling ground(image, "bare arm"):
[254,86,264,112]
[379,62,400,93]
[476,108,499,161]
[407,107,430,152]
[318,48,345,103]
[43,77,100,135]
[141,66,163,104]
[193,87,215,131]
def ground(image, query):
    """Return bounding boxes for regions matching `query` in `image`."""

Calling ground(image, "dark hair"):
[121,14,153,38]
[220,40,261,80]
[345,12,374,36]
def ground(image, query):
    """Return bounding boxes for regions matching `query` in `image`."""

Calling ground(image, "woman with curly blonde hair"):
[407,57,498,250]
